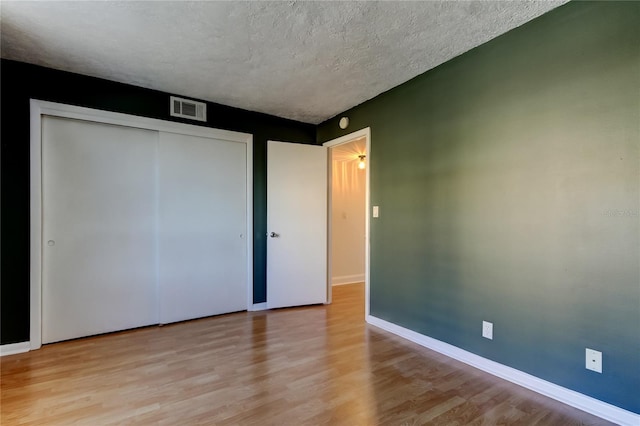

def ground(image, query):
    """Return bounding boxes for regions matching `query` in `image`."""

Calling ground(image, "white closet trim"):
[30,99,254,350]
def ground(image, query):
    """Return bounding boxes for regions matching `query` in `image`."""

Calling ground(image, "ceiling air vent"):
[170,96,207,122]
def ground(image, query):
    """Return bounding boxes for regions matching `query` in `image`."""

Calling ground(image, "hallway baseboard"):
[331,274,365,286]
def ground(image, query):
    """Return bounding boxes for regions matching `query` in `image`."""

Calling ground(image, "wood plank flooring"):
[2,283,612,425]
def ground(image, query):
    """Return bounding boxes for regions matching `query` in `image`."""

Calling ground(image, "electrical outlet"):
[482,321,493,340]
[585,348,602,373]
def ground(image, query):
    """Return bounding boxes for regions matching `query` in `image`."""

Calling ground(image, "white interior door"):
[267,141,327,309]
[158,132,247,323]
[42,116,158,344]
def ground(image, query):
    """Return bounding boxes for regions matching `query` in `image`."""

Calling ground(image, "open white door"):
[267,141,327,309]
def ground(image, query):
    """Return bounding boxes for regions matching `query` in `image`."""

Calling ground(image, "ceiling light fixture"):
[358,155,366,170]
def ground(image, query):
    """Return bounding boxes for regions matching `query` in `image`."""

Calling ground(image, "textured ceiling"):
[1,1,567,124]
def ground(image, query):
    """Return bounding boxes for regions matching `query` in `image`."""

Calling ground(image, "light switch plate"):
[585,348,602,373]
[373,206,379,218]
[482,321,493,340]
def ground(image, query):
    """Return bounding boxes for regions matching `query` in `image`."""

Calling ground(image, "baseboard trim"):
[332,274,365,286]
[0,341,31,356]
[249,302,268,311]
[366,315,639,426]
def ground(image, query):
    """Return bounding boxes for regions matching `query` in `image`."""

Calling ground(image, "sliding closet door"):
[158,132,247,324]
[42,117,158,344]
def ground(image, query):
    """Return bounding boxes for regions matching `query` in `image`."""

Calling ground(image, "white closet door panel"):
[42,116,158,344]
[158,132,247,324]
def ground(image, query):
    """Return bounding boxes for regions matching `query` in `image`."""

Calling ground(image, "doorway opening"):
[324,128,370,317]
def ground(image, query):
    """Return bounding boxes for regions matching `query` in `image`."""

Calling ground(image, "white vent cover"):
[170,96,207,122]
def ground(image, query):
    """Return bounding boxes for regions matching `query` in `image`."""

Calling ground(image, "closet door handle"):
[269,232,279,238]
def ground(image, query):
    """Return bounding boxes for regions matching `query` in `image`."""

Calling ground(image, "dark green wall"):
[318,1,639,414]
[0,59,316,345]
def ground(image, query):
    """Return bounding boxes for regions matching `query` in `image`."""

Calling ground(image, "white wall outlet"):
[372,206,379,218]
[585,348,602,373]
[482,321,493,340]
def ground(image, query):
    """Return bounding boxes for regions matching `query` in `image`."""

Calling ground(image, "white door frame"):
[323,127,371,317]
[29,99,254,350]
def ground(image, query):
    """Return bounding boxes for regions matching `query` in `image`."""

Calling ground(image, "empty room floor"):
[1,283,611,425]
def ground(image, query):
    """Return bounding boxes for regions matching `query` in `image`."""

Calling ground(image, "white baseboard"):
[249,302,268,311]
[0,341,31,356]
[366,315,639,426]
[332,274,365,286]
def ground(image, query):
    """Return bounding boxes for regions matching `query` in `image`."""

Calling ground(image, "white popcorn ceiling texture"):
[1,1,567,124]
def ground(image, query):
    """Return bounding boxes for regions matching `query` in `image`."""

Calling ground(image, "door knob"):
[269,232,279,238]
[47,240,55,246]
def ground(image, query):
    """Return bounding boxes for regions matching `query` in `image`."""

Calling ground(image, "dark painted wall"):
[318,1,639,414]
[1,59,316,345]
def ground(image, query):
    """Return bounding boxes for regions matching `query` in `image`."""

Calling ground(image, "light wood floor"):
[2,283,611,425]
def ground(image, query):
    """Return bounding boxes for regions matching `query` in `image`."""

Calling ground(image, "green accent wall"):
[0,60,315,345]
[318,1,639,414]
